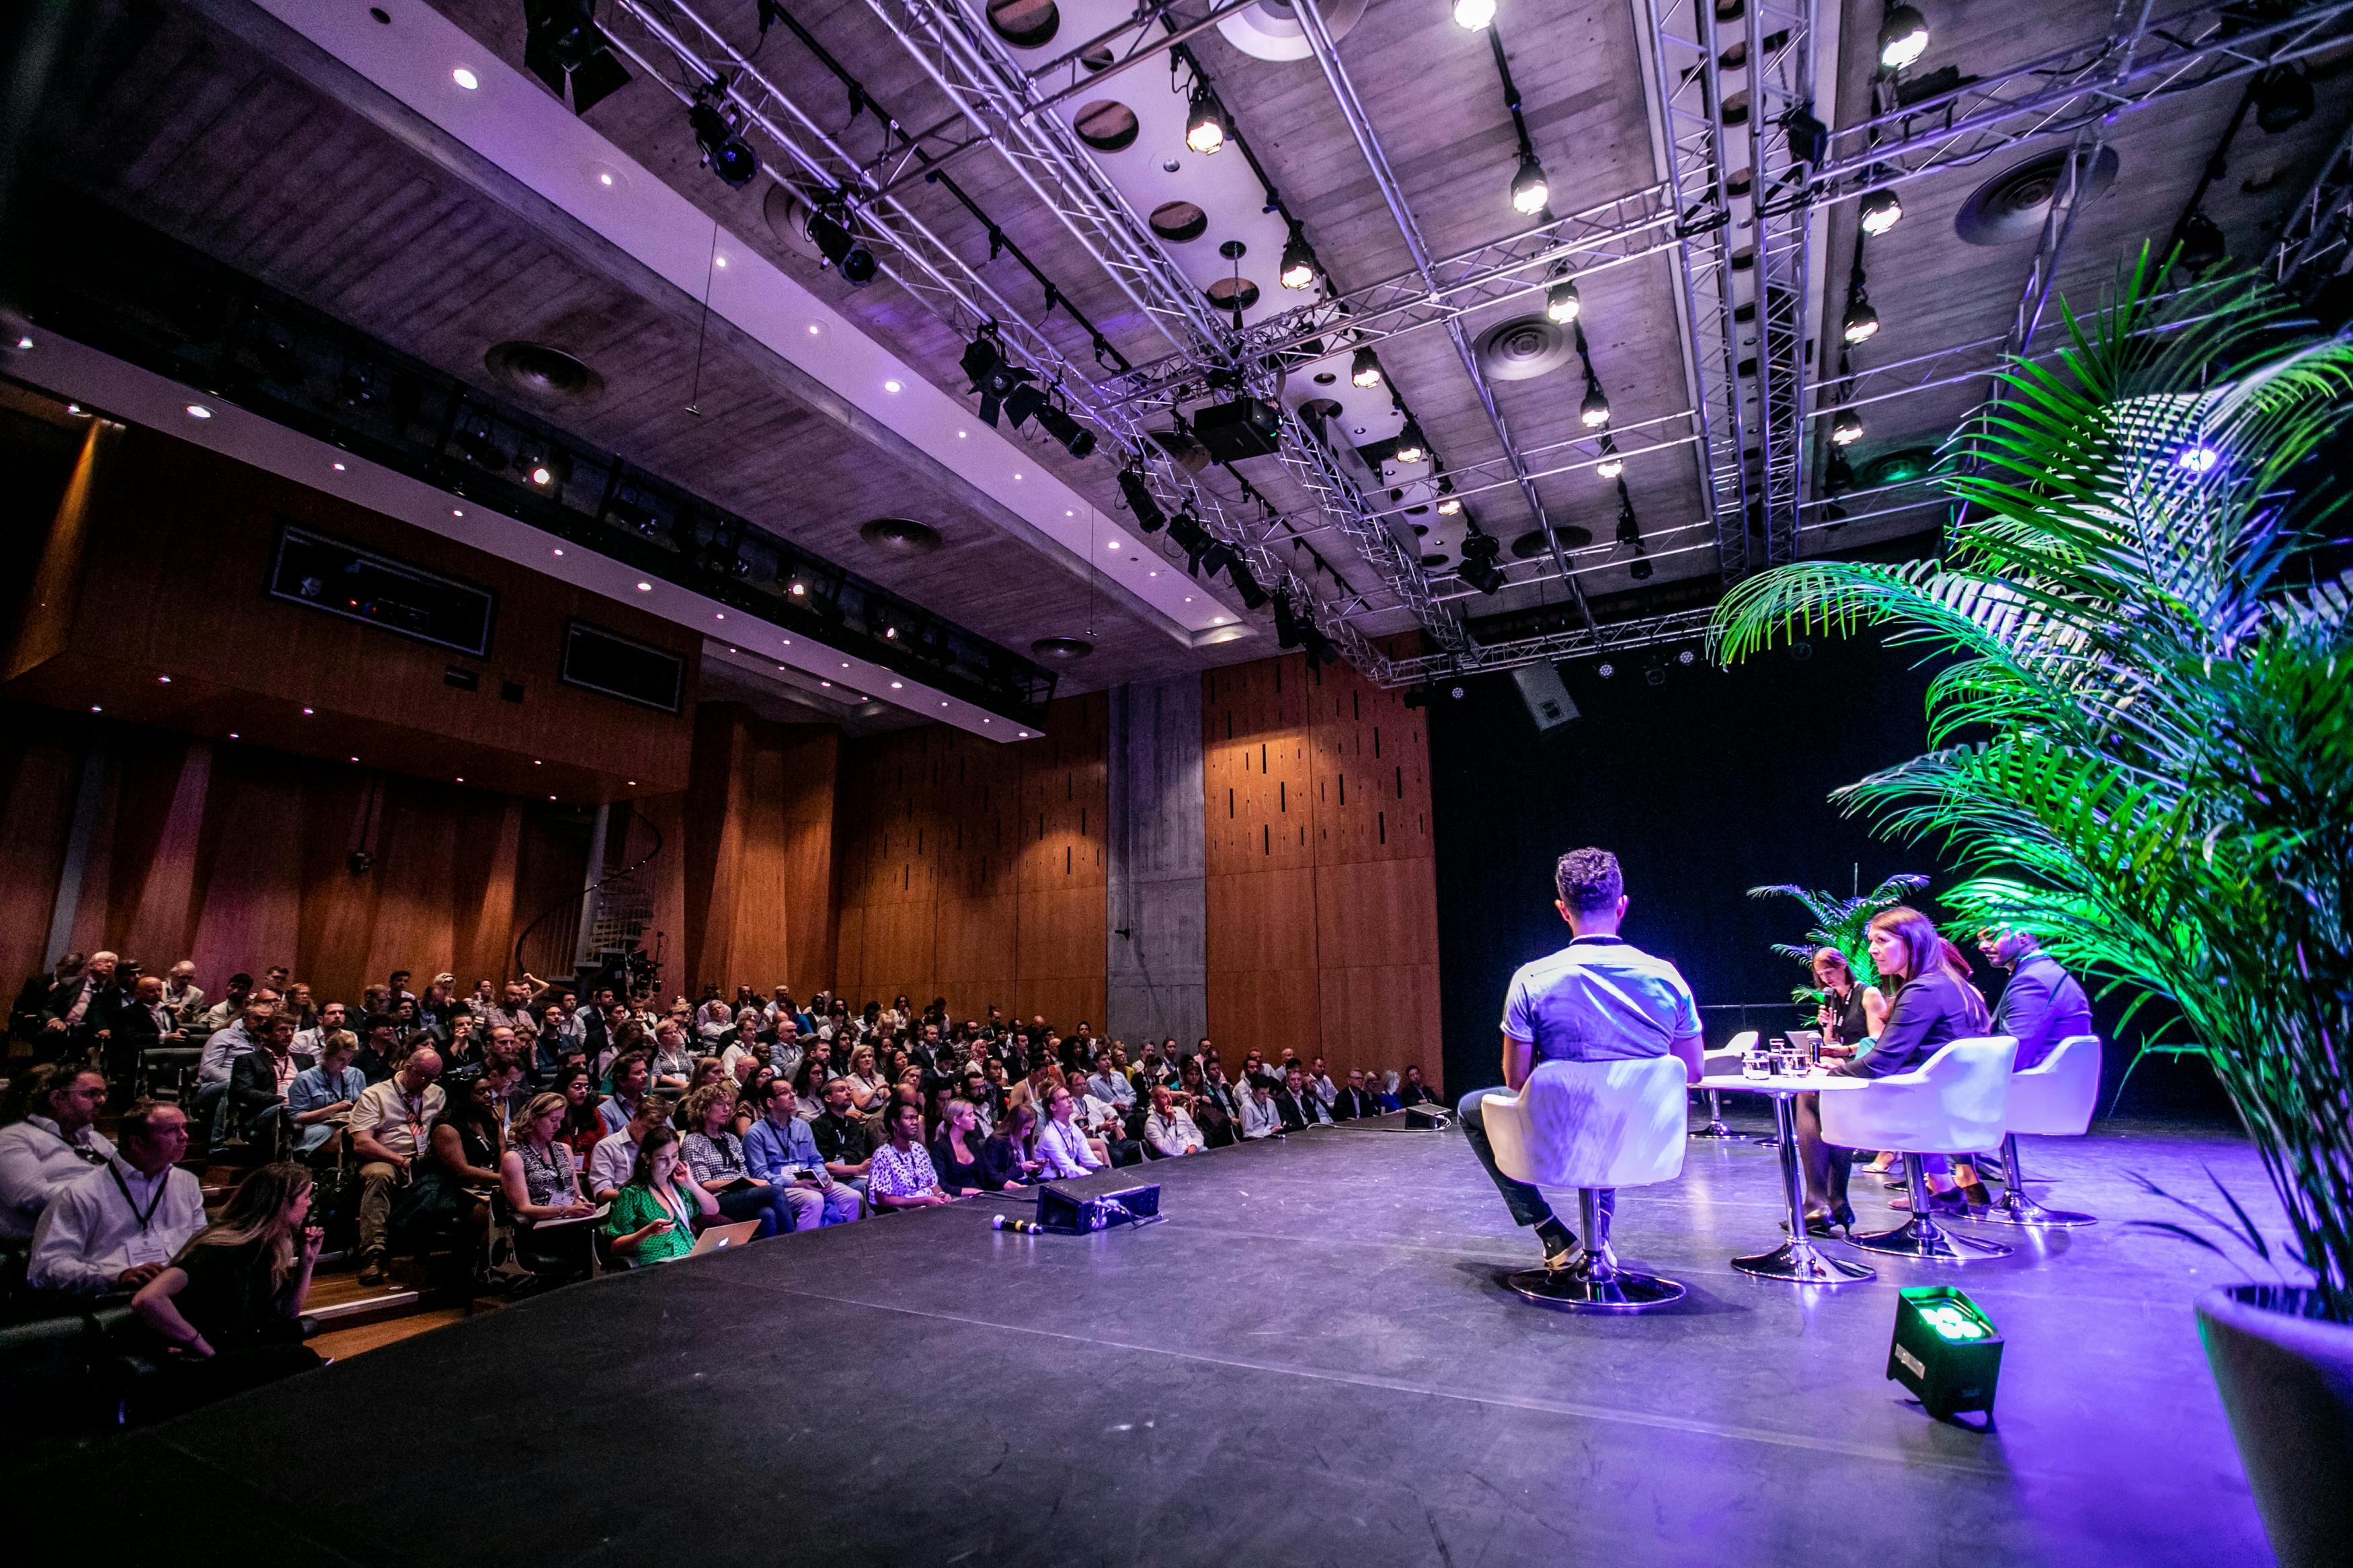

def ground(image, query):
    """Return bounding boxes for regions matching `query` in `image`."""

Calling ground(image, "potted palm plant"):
[1749,872,1927,1017]
[1709,255,2353,1567]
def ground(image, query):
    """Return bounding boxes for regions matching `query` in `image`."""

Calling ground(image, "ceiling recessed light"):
[1149,570,1159,577]
[890,681,903,689]
[628,780,637,786]
[713,255,728,268]
[349,755,360,764]
[883,379,902,393]
[780,638,791,646]
[1013,472,1023,480]
[185,404,212,419]
[842,662,851,669]
[598,171,614,187]
[1018,730,1029,737]
[331,461,346,471]
[553,548,565,556]
[982,718,990,724]
[549,794,557,801]
[89,704,101,712]
[1107,540,1120,550]
[715,612,725,620]
[957,430,968,438]
[66,403,81,414]
[1184,595,1194,603]
[157,675,171,684]
[301,707,314,716]
[636,581,652,591]
[452,508,465,518]
[728,647,737,654]
[1066,509,1076,517]
[807,325,820,335]
[228,732,238,739]
[820,679,832,686]
[941,702,949,708]
[452,67,479,89]
[455,776,465,783]
[533,759,542,766]
[1212,617,1226,624]
[13,336,30,349]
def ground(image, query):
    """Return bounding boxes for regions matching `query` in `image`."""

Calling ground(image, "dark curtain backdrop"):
[1427,633,2226,1120]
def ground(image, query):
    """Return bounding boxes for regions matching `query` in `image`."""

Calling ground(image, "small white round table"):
[1708,1071,1878,1285]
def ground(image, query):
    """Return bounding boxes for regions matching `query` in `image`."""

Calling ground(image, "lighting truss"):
[1740,0,1820,571]
[854,0,1470,655]
[1291,0,1595,635]
[2272,121,2353,298]
[1643,0,1755,582]
[1386,606,1725,685]
[597,1,1399,675]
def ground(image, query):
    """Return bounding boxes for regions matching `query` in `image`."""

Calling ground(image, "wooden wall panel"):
[674,706,840,999]
[1203,651,1444,1088]
[830,693,1105,1026]
[0,702,592,1012]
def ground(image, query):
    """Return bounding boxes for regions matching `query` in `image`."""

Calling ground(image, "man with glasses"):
[0,1065,114,1239]
[1330,1068,1382,1121]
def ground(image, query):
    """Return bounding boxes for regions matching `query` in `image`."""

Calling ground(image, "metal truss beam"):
[1292,0,1594,636]
[2273,120,2353,299]
[856,0,1466,656]
[1103,0,2353,414]
[597,2,1400,678]
[1384,606,1724,684]
[1743,0,1819,569]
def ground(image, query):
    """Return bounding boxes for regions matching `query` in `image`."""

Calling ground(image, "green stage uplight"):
[1888,1286,2003,1422]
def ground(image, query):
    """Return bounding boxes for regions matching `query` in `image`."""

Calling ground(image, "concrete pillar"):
[1106,675,1207,1049]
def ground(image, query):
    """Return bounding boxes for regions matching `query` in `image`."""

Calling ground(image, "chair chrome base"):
[1965,1134,2096,1227]
[1733,1238,1875,1284]
[1506,1264,1686,1312]
[1849,1161,2011,1260]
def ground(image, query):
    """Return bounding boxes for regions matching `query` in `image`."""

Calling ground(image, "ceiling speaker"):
[1031,636,1094,662]
[483,341,604,405]
[1474,315,1574,382]
[1217,0,1366,61]
[858,518,943,555]
[1956,147,2120,246]
[762,184,827,262]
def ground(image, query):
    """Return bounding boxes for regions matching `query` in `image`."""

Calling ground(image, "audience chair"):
[1975,1034,2102,1228]
[1821,1036,2017,1262]
[1479,1055,1691,1312]
[1691,1030,1755,1141]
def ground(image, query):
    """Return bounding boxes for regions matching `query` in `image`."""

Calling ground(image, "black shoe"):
[1956,1181,1993,1211]
[358,1257,387,1287]
[1541,1231,1581,1271]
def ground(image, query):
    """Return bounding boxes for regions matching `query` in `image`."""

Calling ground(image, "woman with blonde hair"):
[680,1080,793,1237]
[842,1042,887,1114]
[131,1161,325,1409]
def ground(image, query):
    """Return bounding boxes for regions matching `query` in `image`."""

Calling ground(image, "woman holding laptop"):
[603,1125,719,1266]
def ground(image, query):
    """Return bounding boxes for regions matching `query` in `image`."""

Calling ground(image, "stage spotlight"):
[1034,400,1098,458]
[1878,3,1929,71]
[1279,225,1316,291]
[1168,510,1213,574]
[1393,418,1427,465]
[1273,591,1302,649]
[1597,661,1615,678]
[1510,151,1549,216]
[960,330,1029,426]
[2254,65,2313,134]
[1185,81,1227,155]
[1888,1286,2003,1423]
[688,101,758,188]
[1453,0,1497,29]
[1458,528,1505,594]
[1546,278,1581,325]
[1227,556,1269,610]
[1843,294,1880,344]
[1785,105,1829,166]
[808,206,877,285]
[2175,210,2226,272]
[1351,346,1384,388]
[1595,436,1622,480]
[523,0,631,115]
[1859,186,1903,235]
[1117,465,1166,532]
[1002,379,1049,431]
[1436,479,1462,515]
[1580,381,1611,429]
[520,446,569,489]
[1831,407,1865,446]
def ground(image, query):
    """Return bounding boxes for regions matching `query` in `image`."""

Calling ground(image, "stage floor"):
[24,1110,2274,1566]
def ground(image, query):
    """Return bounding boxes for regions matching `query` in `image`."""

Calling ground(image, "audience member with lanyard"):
[346,1048,446,1286]
[29,1098,205,1294]
[0,1065,116,1241]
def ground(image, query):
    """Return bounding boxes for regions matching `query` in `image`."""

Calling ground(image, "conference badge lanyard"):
[109,1163,172,1266]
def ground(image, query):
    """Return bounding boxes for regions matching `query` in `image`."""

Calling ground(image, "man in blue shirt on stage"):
[1460,848,1704,1270]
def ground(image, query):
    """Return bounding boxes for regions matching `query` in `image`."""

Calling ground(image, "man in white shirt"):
[1307,1057,1339,1107]
[589,1095,674,1203]
[0,1065,116,1240]
[1036,1086,1104,1180]
[1238,1080,1284,1141]
[348,1048,446,1284]
[160,961,206,1031]
[1142,1085,1203,1158]
[28,1100,204,1294]
[293,1001,348,1059]
[1069,1080,1140,1166]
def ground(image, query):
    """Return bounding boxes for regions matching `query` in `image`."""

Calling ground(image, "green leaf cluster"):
[1747,873,1928,1012]
[1710,253,2353,1319]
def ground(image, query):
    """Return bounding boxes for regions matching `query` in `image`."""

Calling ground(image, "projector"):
[1188,396,1282,462]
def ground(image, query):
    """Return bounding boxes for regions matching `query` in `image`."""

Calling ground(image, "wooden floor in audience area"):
[21,1110,2275,1566]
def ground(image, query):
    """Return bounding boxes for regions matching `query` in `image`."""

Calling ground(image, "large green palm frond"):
[1712,251,2353,1317]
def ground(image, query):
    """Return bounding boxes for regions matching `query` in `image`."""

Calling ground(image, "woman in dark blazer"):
[1796,907,1991,1232]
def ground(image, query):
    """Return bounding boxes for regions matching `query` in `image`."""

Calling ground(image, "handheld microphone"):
[992,1215,1047,1234]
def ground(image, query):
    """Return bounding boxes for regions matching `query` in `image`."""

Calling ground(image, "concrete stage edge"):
[23,1112,2273,1566]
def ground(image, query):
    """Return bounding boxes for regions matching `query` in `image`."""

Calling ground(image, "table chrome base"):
[1733,1238,1876,1284]
[1848,1214,2013,1260]
[1507,1265,1686,1313]
[1690,1089,1750,1141]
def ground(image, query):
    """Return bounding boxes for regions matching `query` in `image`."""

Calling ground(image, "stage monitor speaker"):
[1512,662,1580,731]
[1036,1183,1163,1233]
[1405,1106,1453,1130]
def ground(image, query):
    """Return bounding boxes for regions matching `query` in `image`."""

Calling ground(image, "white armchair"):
[1819,1036,2017,1261]
[1977,1034,2102,1227]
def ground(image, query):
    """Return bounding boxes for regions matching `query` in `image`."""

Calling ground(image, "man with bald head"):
[348,1047,446,1285]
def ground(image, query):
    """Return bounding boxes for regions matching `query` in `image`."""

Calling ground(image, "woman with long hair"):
[602,1124,717,1266]
[500,1091,597,1278]
[978,1100,1043,1189]
[928,1098,990,1196]
[555,1065,604,1163]
[131,1161,325,1408]
[395,1069,509,1253]
[1795,907,1995,1231]
[1810,946,1888,1059]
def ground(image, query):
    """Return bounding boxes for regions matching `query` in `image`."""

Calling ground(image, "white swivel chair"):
[1975,1034,2102,1227]
[1480,1055,1691,1311]
[1691,1030,1756,1141]
[1819,1036,2017,1262]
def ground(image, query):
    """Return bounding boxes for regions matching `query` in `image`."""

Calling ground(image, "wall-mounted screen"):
[268,522,497,657]
[560,618,684,714]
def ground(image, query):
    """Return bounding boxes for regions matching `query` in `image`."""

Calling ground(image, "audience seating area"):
[0,952,1441,1436]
